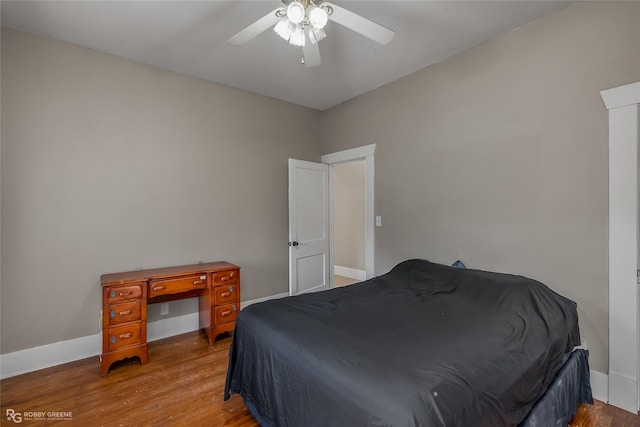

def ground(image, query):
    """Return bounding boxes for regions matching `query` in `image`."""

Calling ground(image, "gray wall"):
[1,27,321,353]
[333,160,366,271]
[320,1,640,374]
[2,1,640,375]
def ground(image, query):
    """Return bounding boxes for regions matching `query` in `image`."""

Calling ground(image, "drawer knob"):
[221,276,229,282]
[119,290,132,297]
[193,280,203,285]
[221,291,231,298]
[220,310,231,317]
[119,333,132,339]
[119,310,132,316]
[153,285,165,292]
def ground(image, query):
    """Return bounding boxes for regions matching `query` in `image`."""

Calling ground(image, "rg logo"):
[6,409,22,423]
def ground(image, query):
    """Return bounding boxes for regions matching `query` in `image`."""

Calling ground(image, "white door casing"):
[288,159,331,295]
[321,144,376,281]
[601,81,640,414]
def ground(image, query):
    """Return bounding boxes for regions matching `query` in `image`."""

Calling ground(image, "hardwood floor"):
[1,332,257,426]
[1,331,638,426]
[569,400,640,427]
[335,275,359,287]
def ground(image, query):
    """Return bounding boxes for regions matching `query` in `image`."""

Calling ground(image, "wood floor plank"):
[1,331,638,426]
[569,399,640,427]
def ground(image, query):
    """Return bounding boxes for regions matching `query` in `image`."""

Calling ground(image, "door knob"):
[289,241,299,247]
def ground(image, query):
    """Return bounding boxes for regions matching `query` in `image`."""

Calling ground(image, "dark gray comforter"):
[224,259,581,427]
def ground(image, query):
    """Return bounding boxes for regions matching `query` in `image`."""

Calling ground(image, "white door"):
[288,159,330,295]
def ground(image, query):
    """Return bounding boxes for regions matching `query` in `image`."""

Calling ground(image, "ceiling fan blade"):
[302,42,321,67]
[228,7,284,46]
[323,2,395,45]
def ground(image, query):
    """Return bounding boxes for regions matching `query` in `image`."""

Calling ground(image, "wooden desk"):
[100,261,240,375]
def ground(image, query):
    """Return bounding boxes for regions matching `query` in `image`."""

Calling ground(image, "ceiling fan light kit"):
[228,0,395,67]
[274,1,329,48]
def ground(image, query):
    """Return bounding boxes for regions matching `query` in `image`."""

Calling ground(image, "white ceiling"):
[1,1,577,111]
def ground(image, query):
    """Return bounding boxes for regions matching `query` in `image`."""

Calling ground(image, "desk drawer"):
[215,303,238,324]
[105,283,144,304]
[106,323,142,351]
[214,284,238,305]
[212,270,239,285]
[149,274,207,298]
[107,300,141,326]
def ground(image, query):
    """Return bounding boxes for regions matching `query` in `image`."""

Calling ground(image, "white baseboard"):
[590,369,609,403]
[0,292,290,379]
[240,292,289,309]
[608,370,638,413]
[147,312,200,343]
[334,265,366,281]
[0,334,102,380]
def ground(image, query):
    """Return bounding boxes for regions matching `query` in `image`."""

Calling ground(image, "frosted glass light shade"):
[274,19,295,41]
[289,25,306,47]
[308,28,326,44]
[308,6,328,29]
[286,2,305,25]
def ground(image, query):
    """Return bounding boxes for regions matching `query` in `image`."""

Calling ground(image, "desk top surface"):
[101,261,239,286]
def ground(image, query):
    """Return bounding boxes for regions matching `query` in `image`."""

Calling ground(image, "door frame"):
[601,81,640,413]
[321,144,376,287]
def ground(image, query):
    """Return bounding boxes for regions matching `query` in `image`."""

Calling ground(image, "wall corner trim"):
[601,81,640,110]
[603,80,640,414]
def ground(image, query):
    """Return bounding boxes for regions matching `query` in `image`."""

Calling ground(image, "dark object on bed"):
[225,259,590,426]
[451,259,466,268]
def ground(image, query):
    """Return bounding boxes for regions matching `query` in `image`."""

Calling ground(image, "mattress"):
[225,259,585,426]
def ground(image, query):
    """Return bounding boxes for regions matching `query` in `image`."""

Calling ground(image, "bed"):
[224,259,592,426]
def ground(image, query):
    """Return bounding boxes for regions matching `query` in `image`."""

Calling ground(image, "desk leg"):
[100,344,148,376]
[199,287,213,344]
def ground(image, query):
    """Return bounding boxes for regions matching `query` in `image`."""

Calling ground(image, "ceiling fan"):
[228,0,395,67]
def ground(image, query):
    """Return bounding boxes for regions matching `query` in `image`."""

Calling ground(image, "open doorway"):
[333,160,366,287]
[321,144,375,288]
